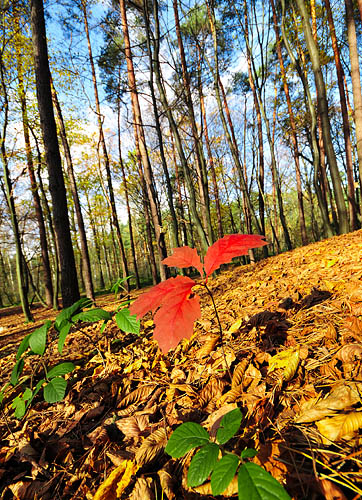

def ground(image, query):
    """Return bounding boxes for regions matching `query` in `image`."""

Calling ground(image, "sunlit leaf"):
[211,453,239,495]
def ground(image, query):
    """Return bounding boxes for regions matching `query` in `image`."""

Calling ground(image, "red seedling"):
[130,234,267,353]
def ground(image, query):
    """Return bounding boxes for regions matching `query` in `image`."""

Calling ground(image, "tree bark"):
[30,0,80,308]
[17,56,54,306]
[119,0,168,280]
[81,0,129,289]
[173,0,213,245]
[270,0,308,244]
[50,78,95,300]
[325,0,358,229]
[295,0,349,234]
[345,0,362,205]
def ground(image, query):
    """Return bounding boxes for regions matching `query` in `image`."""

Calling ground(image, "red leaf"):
[204,234,268,277]
[153,293,201,353]
[162,246,204,276]
[129,275,196,319]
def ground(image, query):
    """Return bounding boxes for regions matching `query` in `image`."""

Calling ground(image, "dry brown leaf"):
[118,384,156,409]
[336,343,362,363]
[296,382,362,423]
[158,466,175,499]
[318,478,348,500]
[204,403,238,439]
[129,477,154,500]
[243,363,261,392]
[231,358,249,388]
[196,334,219,358]
[316,411,362,443]
[217,386,243,406]
[135,427,167,466]
[199,376,227,408]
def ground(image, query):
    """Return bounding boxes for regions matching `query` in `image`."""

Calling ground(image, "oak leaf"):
[203,234,267,277]
[162,246,204,276]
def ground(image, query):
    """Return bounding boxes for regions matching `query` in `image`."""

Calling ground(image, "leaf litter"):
[1,231,362,499]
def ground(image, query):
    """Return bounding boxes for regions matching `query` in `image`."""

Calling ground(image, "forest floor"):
[1,231,362,500]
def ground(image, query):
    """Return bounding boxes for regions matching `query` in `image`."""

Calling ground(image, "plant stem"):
[204,283,232,382]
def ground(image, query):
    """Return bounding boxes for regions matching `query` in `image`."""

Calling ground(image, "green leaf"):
[241,448,258,459]
[10,358,24,386]
[115,309,140,335]
[43,377,67,403]
[187,443,219,488]
[72,308,112,323]
[211,453,239,495]
[29,320,51,355]
[47,362,75,379]
[216,407,243,444]
[165,422,210,458]
[23,387,33,401]
[31,379,45,402]
[16,334,32,360]
[58,322,71,354]
[238,462,291,500]
[12,395,26,419]
[54,298,93,331]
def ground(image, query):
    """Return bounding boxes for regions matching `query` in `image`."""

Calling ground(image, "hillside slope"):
[1,230,362,499]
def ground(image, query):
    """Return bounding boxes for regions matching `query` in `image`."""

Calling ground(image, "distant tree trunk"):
[0,104,33,321]
[30,0,79,308]
[173,0,213,245]
[270,0,308,244]
[17,59,54,306]
[50,78,95,301]
[86,192,105,290]
[324,0,358,229]
[143,3,180,249]
[119,0,168,280]
[81,0,129,289]
[206,1,262,239]
[170,131,188,246]
[31,130,60,309]
[243,0,292,250]
[281,0,333,238]
[152,0,209,253]
[117,94,140,288]
[295,0,349,234]
[197,46,223,239]
[345,0,362,203]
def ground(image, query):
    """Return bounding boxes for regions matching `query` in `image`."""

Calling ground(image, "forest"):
[1,0,362,499]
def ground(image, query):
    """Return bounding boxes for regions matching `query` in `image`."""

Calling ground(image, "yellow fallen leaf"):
[296,382,362,423]
[325,259,337,268]
[143,320,154,328]
[227,318,243,334]
[268,348,300,382]
[316,411,362,444]
[124,359,143,374]
[93,460,139,500]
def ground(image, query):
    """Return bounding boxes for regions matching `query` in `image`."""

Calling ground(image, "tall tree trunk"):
[345,0,362,203]
[281,0,333,238]
[206,0,262,238]
[50,78,95,300]
[143,3,180,249]
[17,56,54,306]
[30,0,79,308]
[119,0,168,280]
[173,0,213,245]
[86,192,105,290]
[117,94,140,289]
[81,0,129,289]
[152,0,209,253]
[295,0,349,234]
[243,0,292,250]
[270,0,308,244]
[197,45,223,239]
[324,0,358,229]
